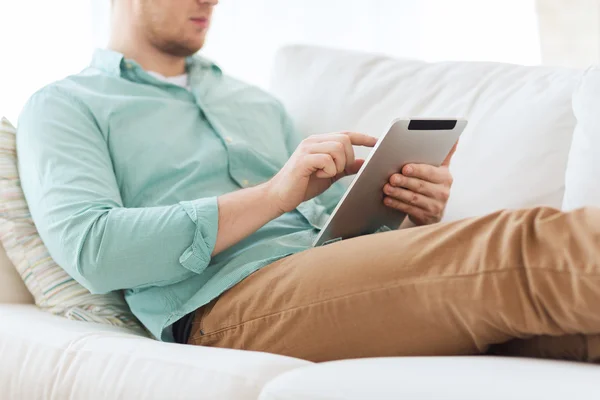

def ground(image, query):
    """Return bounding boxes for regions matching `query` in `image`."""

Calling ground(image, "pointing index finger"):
[344,132,378,147]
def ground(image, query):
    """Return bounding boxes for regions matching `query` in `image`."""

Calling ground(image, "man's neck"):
[108,36,187,77]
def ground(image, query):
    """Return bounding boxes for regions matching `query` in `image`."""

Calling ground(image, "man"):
[17,0,600,362]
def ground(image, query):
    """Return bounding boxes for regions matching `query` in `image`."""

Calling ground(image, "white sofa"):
[2,45,599,399]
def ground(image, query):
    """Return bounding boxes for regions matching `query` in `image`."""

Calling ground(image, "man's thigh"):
[189,212,495,361]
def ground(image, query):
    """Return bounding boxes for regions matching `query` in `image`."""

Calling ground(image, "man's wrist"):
[256,181,287,219]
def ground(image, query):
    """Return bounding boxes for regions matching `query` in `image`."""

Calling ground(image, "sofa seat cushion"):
[0,305,310,400]
[259,356,600,400]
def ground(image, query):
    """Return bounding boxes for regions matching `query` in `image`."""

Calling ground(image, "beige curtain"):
[536,0,600,68]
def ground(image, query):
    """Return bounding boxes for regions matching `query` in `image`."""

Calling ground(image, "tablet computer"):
[313,117,467,247]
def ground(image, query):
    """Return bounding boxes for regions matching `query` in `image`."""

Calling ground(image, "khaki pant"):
[188,207,600,363]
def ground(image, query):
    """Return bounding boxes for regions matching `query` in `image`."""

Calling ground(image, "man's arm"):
[213,184,283,255]
[17,88,280,294]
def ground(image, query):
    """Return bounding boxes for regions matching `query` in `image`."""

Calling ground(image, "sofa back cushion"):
[270,45,583,221]
[0,117,144,332]
[563,66,600,211]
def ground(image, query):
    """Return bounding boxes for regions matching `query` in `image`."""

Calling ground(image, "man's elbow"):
[74,258,118,295]
[71,222,122,294]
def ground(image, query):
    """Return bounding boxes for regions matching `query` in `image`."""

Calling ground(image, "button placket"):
[192,96,248,189]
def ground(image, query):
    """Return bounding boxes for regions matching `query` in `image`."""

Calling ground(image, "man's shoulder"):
[19,70,109,133]
[27,67,102,100]
[22,67,116,117]
[28,78,74,103]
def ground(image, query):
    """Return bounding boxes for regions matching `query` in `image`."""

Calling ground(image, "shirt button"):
[242,179,250,187]
[225,137,233,144]
[124,62,133,69]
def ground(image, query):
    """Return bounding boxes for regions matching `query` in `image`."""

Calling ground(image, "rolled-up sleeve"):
[178,198,219,273]
[17,87,219,294]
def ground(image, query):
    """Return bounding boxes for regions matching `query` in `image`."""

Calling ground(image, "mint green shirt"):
[17,49,345,341]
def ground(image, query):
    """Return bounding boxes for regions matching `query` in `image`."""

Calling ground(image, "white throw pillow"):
[271,45,583,221]
[562,67,600,211]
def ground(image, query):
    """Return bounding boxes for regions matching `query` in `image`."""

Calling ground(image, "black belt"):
[172,312,194,344]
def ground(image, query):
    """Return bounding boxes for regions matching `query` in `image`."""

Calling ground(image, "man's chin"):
[160,40,205,58]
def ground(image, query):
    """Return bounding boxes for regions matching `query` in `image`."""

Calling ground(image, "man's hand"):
[383,143,458,226]
[267,132,378,214]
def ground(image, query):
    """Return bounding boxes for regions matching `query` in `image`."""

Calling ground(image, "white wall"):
[91,0,542,88]
[0,0,541,122]
[202,0,541,88]
[0,1,96,123]
[536,0,600,68]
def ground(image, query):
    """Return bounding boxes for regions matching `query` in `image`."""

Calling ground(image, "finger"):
[307,142,347,174]
[402,164,452,185]
[303,154,337,179]
[331,133,355,169]
[346,132,378,148]
[383,196,427,222]
[306,132,377,148]
[442,141,459,167]
[383,184,441,215]
[345,159,365,176]
[331,159,366,183]
[344,132,378,148]
[389,173,439,198]
[306,133,355,169]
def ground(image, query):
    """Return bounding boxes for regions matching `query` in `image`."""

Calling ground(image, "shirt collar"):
[90,48,222,77]
[186,54,222,75]
[91,48,125,76]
